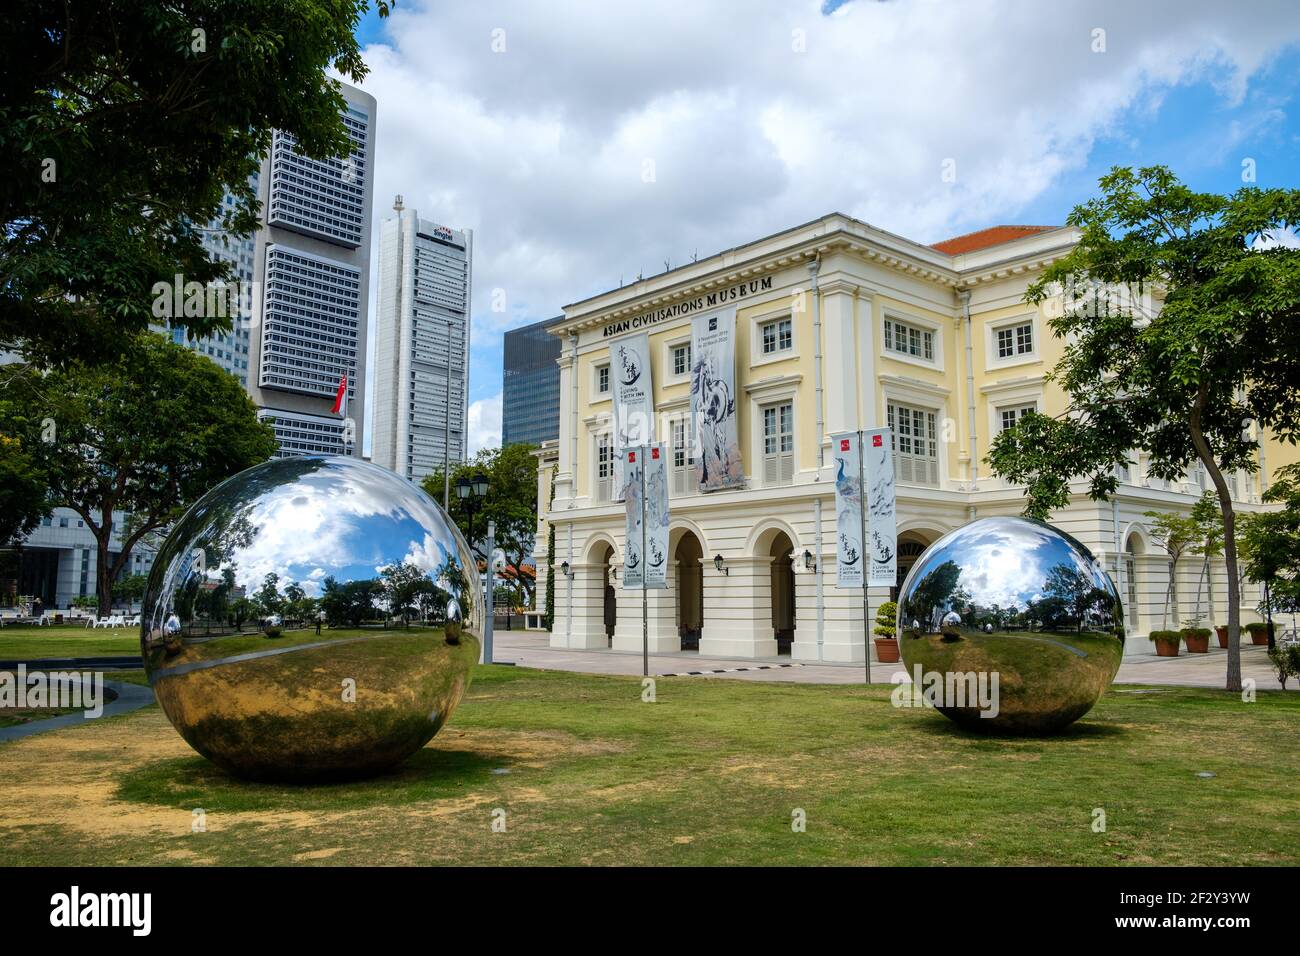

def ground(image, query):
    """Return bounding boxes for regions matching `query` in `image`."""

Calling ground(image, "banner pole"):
[641,444,649,678]
[858,430,872,685]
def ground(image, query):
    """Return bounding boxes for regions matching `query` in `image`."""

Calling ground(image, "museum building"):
[530,213,1293,662]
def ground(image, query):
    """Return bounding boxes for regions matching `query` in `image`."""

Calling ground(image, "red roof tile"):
[931,225,1057,256]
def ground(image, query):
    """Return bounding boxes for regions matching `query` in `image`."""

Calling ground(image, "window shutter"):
[780,452,794,483]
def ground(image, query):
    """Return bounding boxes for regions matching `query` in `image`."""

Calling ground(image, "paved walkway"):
[0,678,155,743]
[490,630,1286,690]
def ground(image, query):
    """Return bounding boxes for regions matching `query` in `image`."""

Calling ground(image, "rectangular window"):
[760,317,793,355]
[884,318,934,361]
[671,418,696,495]
[996,321,1034,359]
[1125,556,1138,627]
[595,434,613,501]
[887,402,940,486]
[762,401,795,485]
[596,364,610,395]
[998,402,1036,433]
[672,343,691,377]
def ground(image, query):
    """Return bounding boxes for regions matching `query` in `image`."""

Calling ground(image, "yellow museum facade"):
[531,213,1292,662]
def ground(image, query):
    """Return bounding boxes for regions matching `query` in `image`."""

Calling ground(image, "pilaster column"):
[564,561,609,649]
[820,279,862,438]
[612,569,680,653]
[699,557,778,658]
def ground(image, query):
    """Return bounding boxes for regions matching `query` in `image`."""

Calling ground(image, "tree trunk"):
[95,531,114,618]
[1189,383,1240,692]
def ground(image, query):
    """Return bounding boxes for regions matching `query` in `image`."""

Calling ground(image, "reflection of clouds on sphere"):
[141,456,482,781]
[896,516,1124,734]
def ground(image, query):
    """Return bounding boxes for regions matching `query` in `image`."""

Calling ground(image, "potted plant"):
[1182,625,1211,654]
[873,601,900,664]
[1149,629,1181,657]
[1214,623,1229,648]
[1245,622,1269,646]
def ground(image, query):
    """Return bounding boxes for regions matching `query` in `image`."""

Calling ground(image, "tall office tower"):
[247,82,377,458]
[168,176,260,386]
[501,316,562,447]
[372,197,473,482]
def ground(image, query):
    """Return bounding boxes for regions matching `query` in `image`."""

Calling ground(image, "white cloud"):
[467,392,503,454]
[355,0,1300,428]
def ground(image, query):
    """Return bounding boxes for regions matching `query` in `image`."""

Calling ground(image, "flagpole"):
[641,443,649,679]
[858,430,872,685]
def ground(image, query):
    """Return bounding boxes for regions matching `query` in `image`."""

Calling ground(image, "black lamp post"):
[456,472,490,548]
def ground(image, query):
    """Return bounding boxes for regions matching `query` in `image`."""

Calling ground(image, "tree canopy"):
[987,166,1300,690]
[0,0,390,365]
[421,442,540,605]
[2,334,278,613]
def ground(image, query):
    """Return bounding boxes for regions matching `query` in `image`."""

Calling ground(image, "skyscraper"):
[372,198,473,482]
[501,316,562,448]
[247,82,377,458]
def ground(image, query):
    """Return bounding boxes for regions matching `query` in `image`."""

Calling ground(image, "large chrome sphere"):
[141,456,482,781]
[896,516,1124,734]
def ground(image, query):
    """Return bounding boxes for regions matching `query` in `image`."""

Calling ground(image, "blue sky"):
[347,1,1300,452]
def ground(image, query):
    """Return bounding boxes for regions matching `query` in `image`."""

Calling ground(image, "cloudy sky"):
[348,0,1300,454]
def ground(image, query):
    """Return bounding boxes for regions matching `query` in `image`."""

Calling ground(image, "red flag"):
[332,373,348,416]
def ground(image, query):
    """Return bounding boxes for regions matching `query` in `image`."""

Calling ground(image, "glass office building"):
[501,316,562,448]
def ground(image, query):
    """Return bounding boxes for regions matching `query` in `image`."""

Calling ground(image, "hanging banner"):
[863,427,898,587]
[621,444,669,590]
[831,431,864,589]
[611,333,654,501]
[690,309,743,491]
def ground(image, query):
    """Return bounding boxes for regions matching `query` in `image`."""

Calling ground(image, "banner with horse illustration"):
[690,310,743,491]
[621,443,669,590]
[611,332,655,501]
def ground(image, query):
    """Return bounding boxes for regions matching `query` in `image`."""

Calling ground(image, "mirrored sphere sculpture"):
[141,456,483,780]
[896,516,1124,733]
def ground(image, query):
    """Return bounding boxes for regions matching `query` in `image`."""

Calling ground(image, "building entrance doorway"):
[769,532,795,655]
[675,533,703,650]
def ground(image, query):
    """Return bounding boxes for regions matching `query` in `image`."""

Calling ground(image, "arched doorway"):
[893,531,939,601]
[769,531,795,655]
[675,533,703,650]
[1124,533,1143,632]
[591,542,615,646]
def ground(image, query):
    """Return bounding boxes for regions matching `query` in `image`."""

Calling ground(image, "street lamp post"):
[456,472,491,662]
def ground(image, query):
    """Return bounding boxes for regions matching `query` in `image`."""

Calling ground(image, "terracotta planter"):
[1215,626,1228,648]
[873,636,900,663]
[1248,627,1269,646]
[1184,632,1209,654]
[1153,637,1180,657]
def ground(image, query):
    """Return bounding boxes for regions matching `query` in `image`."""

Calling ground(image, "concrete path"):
[0,678,155,743]
[490,630,1287,690]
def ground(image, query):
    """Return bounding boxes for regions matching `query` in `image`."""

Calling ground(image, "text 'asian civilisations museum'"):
[528,213,1296,662]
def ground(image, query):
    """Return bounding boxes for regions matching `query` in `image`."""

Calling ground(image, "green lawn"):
[0,664,1296,865]
[0,623,139,659]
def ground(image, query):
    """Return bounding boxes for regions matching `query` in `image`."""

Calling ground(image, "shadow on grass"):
[909,711,1131,741]
[114,745,524,813]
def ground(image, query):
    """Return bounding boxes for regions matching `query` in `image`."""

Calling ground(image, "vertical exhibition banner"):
[612,333,654,501]
[863,427,898,587]
[831,431,864,589]
[621,445,669,590]
[690,310,744,491]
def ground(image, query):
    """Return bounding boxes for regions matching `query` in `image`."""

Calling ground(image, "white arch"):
[582,531,621,565]
[744,517,802,557]
[1121,520,1149,554]
[668,517,710,557]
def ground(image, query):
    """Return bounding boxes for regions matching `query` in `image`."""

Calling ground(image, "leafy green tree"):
[320,576,381,628]
[988,166,1300,690]
[1143,510,1198,631]
[0,0,391,365]
[422,443,540,607]
[111,573,149,610]
[3,334,277,615]
[0,429,50,547]
[380,562,426,626]
[1240,463,1300,612]
[254,573,283,616]
[229,597,257,631]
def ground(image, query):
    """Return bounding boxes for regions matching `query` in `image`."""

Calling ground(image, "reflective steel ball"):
[141,456,483,781]
[896,516,1124,734]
